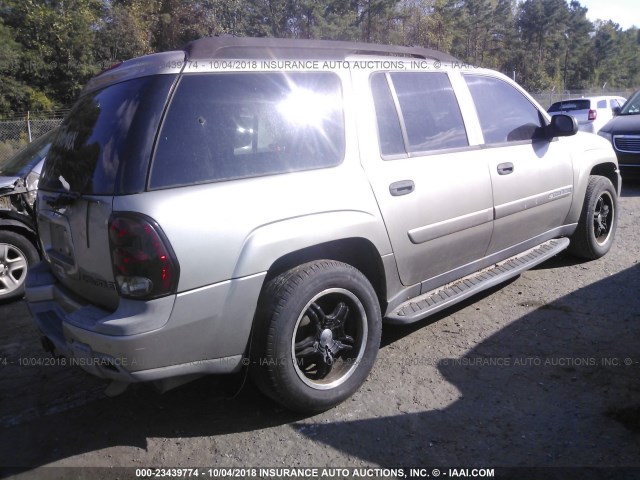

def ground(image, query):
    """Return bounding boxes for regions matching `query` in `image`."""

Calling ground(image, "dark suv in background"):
[599,89,640,178]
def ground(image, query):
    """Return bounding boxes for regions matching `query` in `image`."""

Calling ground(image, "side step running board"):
[386,238,570,324]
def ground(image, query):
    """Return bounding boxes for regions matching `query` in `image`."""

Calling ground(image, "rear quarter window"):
[149,72,345,189]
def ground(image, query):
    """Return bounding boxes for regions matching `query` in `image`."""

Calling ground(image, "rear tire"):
[0,230,39,301]
[251,260,382,412]
[568,175,617,260]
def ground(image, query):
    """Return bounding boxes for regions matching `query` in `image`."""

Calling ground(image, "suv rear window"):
[150,72,345,189]
[548,100,591,112]
[40,75,176,195]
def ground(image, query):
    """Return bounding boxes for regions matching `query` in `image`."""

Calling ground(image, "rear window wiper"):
[44,191,81,209]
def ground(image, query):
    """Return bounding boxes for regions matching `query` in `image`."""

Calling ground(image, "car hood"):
[601,114,640,134]
[0,175,22,195]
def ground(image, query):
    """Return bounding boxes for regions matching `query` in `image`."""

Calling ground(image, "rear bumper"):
[577,122,596,134]
[25,261,265,383]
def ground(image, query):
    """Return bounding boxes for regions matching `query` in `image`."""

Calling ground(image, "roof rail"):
[184,36,458,63]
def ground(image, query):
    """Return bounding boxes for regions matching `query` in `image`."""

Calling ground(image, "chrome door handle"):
[497,162,514,175]
[389,180,415,196]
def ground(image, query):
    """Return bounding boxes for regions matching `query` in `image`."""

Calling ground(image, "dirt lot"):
[1,182,639,480]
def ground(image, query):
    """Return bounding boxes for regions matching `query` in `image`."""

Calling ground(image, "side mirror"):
[547,114,578,138]
[612,106,621,116]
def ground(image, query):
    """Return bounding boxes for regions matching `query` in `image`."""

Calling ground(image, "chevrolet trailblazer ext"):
[26,37,620,412]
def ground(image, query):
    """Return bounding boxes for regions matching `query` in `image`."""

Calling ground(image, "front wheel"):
[568,175,618,260]
[251,260,382,412]
[0,230,39,301]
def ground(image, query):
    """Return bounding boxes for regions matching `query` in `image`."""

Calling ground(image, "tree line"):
[0,0,638,116]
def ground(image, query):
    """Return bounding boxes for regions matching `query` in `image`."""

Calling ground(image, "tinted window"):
[41,75,176,195]
[597,100,606,108]
[150,73,344,189]
[465,75,543,144]
[371,74,405,156]
[548,100,590,112]
[390,72,468,152]
[609,99,619,109]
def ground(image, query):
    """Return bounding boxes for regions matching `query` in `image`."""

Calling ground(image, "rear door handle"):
[497,162,514,175]
[389,180,415,196]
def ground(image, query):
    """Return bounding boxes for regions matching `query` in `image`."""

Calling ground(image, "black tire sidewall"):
[584,177,617,258]
[259,261,381,412]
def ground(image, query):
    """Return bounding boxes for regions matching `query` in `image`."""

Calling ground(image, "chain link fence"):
[0,114,66,164]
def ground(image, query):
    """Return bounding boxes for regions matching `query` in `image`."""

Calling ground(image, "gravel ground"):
[1,182,639,480]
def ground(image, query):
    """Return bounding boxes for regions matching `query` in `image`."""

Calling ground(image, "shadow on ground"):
[621,179,640,198]
[296,265,640,467]
[0,370,309,476]
[1,264,638,475]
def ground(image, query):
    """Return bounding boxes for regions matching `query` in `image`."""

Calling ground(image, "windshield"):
[0,129,56,177]
[620,91,640,115]
[40,74,176,195]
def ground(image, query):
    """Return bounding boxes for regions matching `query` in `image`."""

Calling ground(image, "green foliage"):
[0,18,31,114]
[0,0,638,116]
[593,21,640,89]
[1,0,103,111]
[95,2,154,62]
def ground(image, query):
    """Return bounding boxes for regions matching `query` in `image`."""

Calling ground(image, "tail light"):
[108,213,179,299]
[588,109,597,121]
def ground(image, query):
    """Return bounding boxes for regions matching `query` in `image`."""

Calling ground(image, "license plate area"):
[38,209,77,274]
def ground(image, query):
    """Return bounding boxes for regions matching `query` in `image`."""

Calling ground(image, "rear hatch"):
[548,99,592,127]
[37,73,176,310]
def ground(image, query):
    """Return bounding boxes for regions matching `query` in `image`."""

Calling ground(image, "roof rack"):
[184,36,458,63]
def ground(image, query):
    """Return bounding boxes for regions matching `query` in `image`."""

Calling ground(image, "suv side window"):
[390,72,468,153]
[464,75,543,144]
[597,100,607,108]
[150,72,345,189]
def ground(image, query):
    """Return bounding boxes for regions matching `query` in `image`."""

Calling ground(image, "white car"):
[548,96,626,134]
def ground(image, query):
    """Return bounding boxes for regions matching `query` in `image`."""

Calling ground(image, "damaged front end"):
[0,129,57,299]
[0,128,58,230]
[0,175,38,230]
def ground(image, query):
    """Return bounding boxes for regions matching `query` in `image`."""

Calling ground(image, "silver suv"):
[26,37,620,412]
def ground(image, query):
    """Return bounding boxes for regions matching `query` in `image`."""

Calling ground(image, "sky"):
[578,0,640,30]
